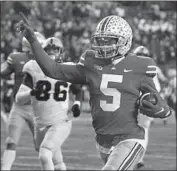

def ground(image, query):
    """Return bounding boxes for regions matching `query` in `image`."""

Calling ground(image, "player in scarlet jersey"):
[17,13,171,170]
[1,32,45,170]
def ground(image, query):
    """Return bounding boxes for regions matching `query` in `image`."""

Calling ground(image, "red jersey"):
[35,49,157,139]
[2,52,33,98]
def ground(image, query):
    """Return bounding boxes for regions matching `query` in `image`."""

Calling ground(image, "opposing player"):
[17,14,171,170]
[1,32,45,170]
[15,37,82,170]
[133,46,161,168]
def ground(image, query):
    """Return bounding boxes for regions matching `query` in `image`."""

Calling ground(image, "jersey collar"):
[112,56,125,65]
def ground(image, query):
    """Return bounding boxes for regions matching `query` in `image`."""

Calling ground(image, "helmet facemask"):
[44,44,64,63]
[43,37,64,63]
[92,34,129,59]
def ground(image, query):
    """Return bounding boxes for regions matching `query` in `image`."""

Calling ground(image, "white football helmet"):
[134,46,150,57]
[42,37,64,62]
[22,32,45,52]
[92,15,133,59]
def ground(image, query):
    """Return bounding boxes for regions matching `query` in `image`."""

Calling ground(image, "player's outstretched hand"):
[139,82,171,118]
[30,89,40,97]
[71,104,81,117]
[16,12,36,43]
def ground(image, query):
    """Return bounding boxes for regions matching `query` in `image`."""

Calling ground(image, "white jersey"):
[23,60,71,126]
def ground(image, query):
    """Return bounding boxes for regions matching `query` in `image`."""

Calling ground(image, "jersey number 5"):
[35,80,68,101]
[100,74,123,112]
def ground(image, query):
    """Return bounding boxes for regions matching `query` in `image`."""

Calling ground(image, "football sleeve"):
[6,54,15,68]
[70,84,82,95]
[145,58,157,78]
[140,58,158,93]
[1,54,14,77]
[30,39,86,84]
[57,63,87,84]
[139,58,171,118]
[70,84,83,102]
[153,75,161,92]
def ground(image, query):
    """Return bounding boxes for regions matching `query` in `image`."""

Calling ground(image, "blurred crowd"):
[1,2,176,116]
[1,1,176,63]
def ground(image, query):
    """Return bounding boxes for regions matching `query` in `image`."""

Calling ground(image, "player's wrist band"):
[73,101,81,107]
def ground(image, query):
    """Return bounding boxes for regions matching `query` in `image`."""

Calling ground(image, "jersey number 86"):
[33,80,68,101]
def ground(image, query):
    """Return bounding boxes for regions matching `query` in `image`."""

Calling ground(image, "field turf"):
[1,112,176,170]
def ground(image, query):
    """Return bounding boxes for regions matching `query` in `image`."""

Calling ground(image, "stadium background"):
[1,1,176,113]
[1,1,176,64]
[0,1,176,170]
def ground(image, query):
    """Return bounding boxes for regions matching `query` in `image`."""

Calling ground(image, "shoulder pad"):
[8,52,24,58]
[22,60,35,74]
[7,52,28,65]
[133,54,157,78]
[6,52,19,65]
[136,55,150,59]
[62,62,76,65]
[12,52,21,55]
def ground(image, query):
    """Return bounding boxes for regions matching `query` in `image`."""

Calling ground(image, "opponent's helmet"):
[42,37,64,62]
[22,32,45,52]
[133,46,150,57]
[92,15,133,60]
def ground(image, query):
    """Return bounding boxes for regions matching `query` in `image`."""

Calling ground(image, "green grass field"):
[1,112,176,170]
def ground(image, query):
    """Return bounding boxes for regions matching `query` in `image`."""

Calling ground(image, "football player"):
[17,13,171,170]
[15,37,82,170]
[1,32,45,170]
[133,46,161,169]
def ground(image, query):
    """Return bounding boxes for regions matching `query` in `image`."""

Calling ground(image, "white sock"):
[1,150,16,170]
[54,162,66,170]
[1,111,8,125]
[139,128,149,163]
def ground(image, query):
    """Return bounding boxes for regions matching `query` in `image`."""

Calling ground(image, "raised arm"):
[16,12,86,84]
[30,40,86,84]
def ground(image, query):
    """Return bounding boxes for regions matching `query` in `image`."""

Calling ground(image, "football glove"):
[71,104,81,118]
[30,81,44,97]
[30,89,41,97]
[139,82,171,119]
[16,12,36,44]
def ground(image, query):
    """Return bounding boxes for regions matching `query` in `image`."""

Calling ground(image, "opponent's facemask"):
[22,32,45,53]
[134,46,150,57]
[92,15,133,60]
[42,37,64,63]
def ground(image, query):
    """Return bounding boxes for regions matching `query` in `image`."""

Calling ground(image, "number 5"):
[100,74,123,112]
